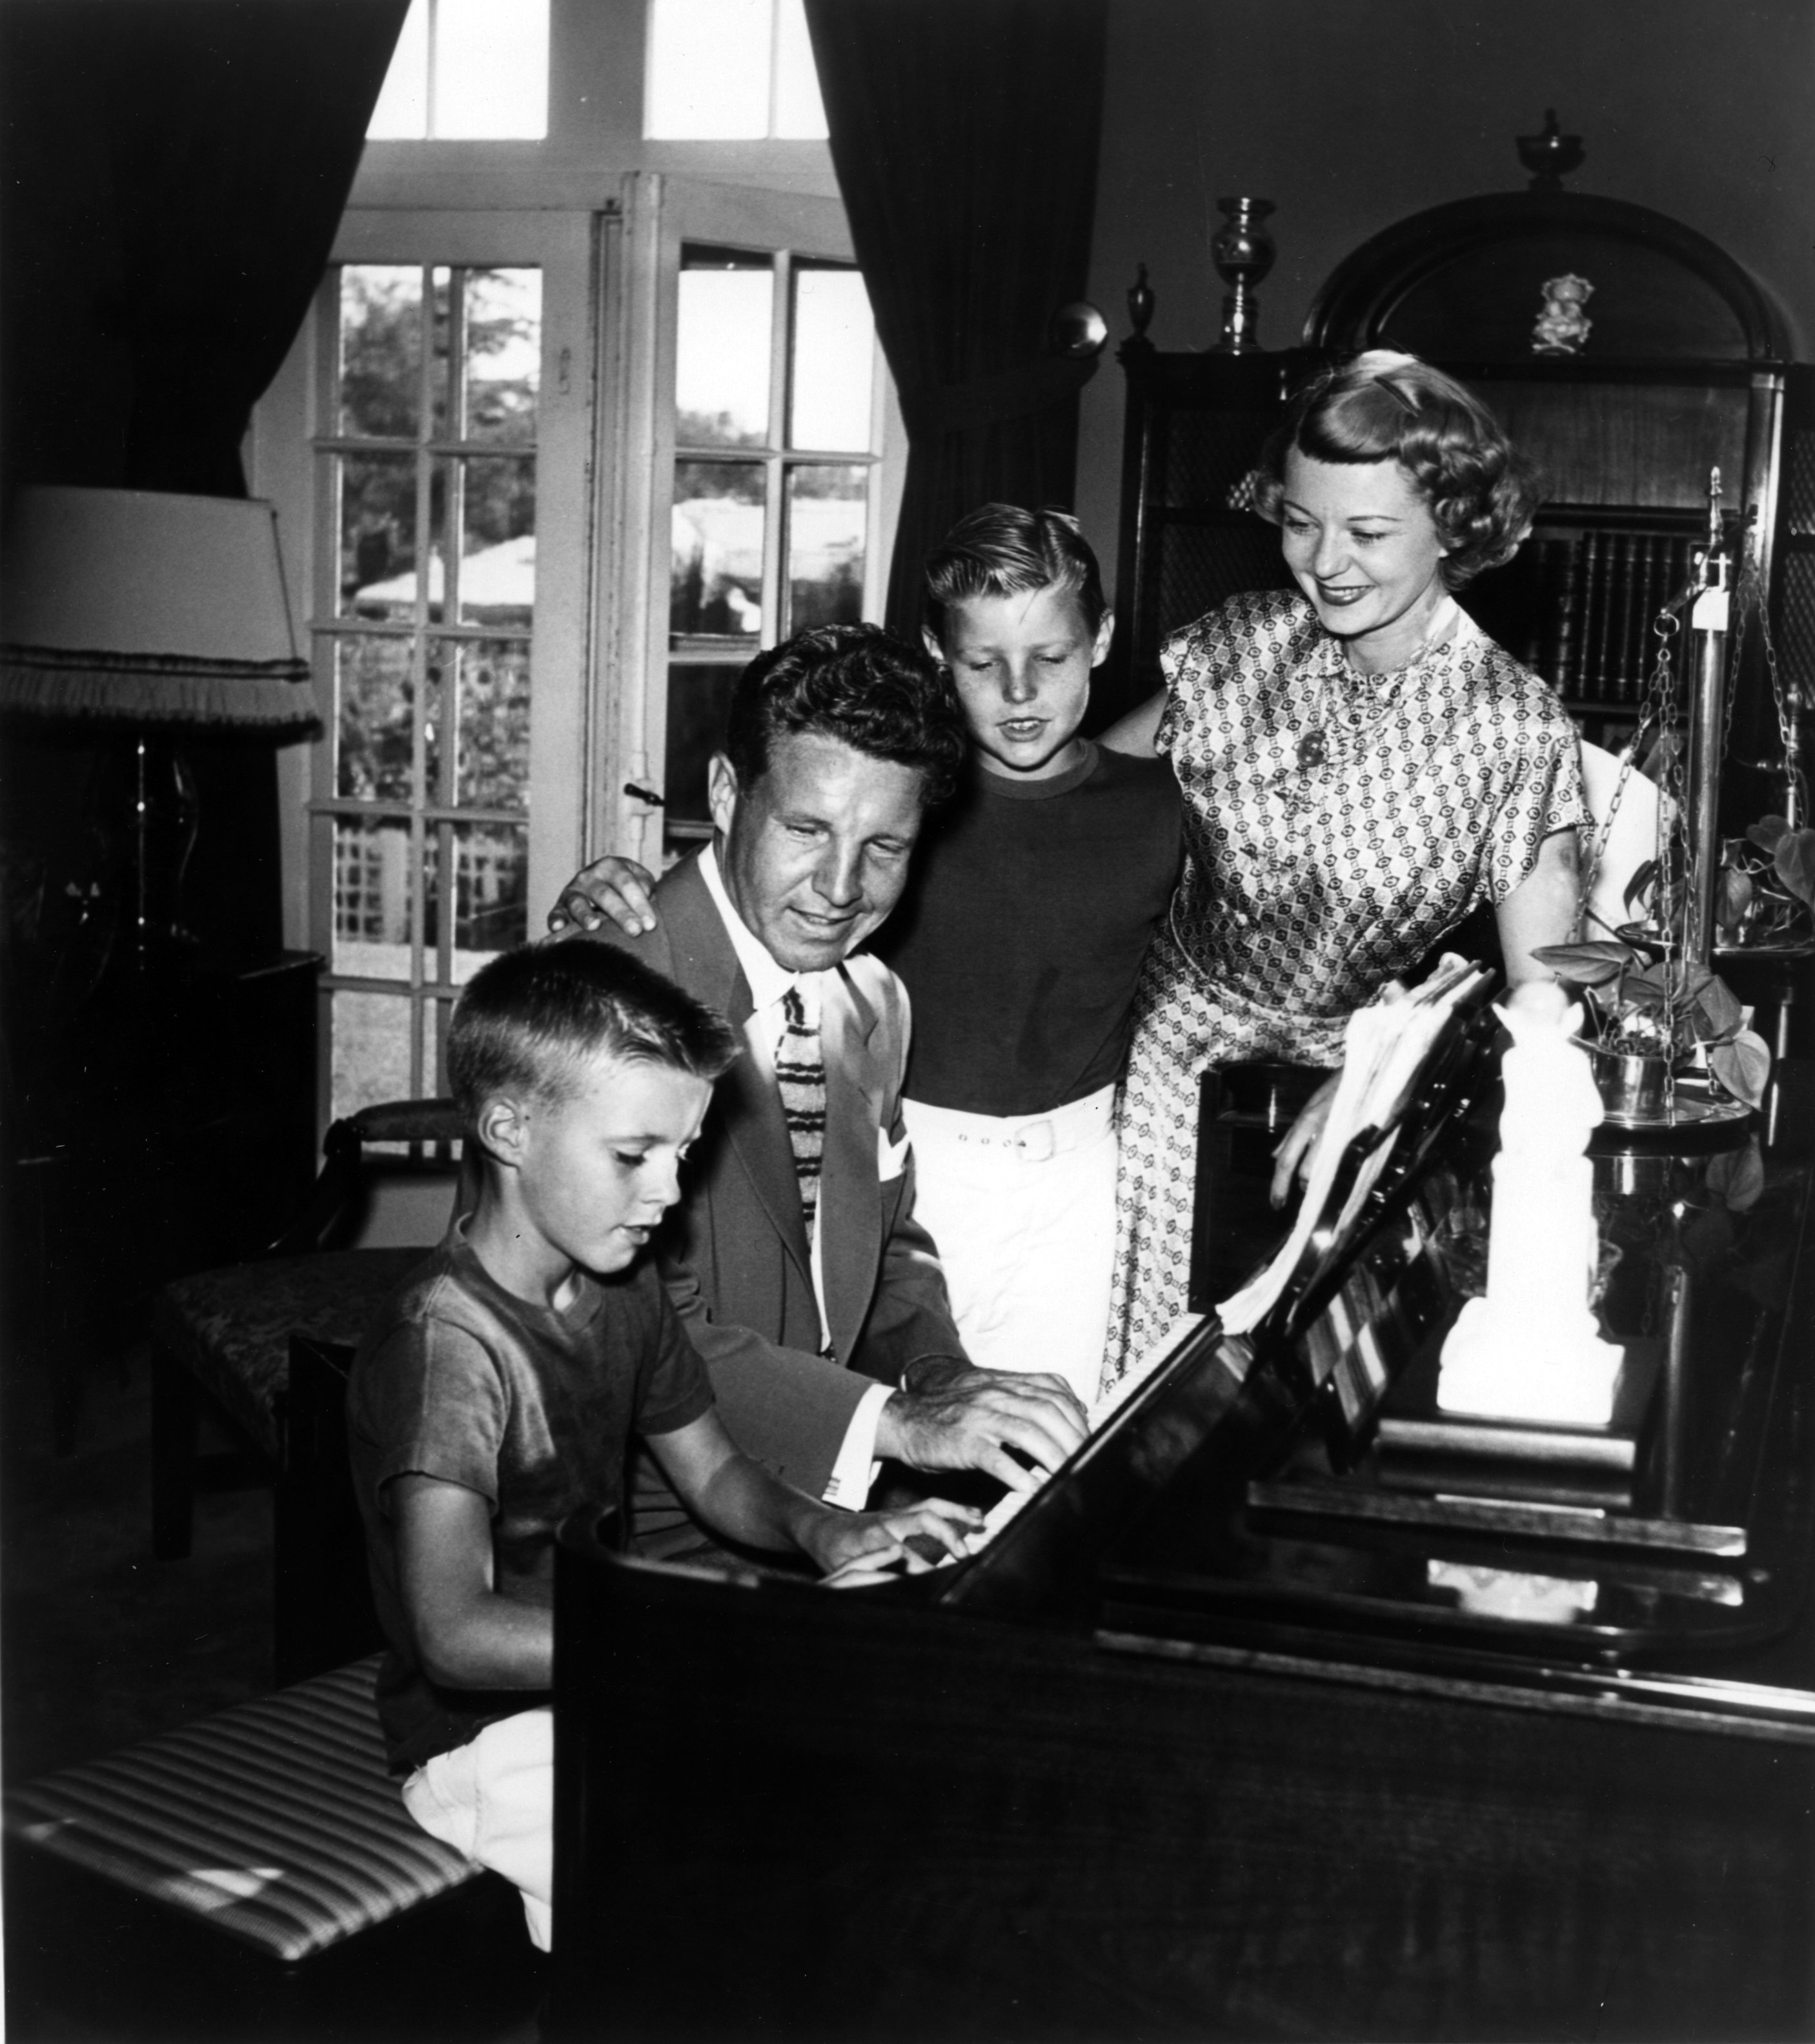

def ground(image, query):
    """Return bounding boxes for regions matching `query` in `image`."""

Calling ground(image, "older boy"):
[348,940,976,1952]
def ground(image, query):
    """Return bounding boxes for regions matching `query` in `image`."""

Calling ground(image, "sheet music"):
[1215,958,1488,1337]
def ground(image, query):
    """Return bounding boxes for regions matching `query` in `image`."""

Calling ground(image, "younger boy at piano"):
[347,940,978,1952]
[549,507,1181,1406]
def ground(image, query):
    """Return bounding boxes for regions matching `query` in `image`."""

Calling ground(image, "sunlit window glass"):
[435,0,548,139]
[366,0,548,141]
[319,262,542,1118]
[677,252,773,448]
[645,0,827,139]
[789,267,873,451]
[664,251,875,853]
[786,465,866,631]
[671,461,765,638]
[772,0,829,139]
[367,1,429,138]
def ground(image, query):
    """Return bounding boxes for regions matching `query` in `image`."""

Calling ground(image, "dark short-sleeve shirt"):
[871,742,1182,1115]
[347,1225,713,1772]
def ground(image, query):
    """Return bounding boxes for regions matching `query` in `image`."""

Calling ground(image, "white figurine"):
[1437,982,1624,1424]
[1532,273,1594,356]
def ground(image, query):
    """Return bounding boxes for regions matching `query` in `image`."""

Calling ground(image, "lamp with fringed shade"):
[0,487,319,964]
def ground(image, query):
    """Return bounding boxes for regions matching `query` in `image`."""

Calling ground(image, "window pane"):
[459,458,536,623]
[786,465,866,632]
[646,0,770,138]
[789,268,873,452]
[332,818,419,977]
[452,638,531,811]
[434,0,549,138]
[671,462,764,638]
[677,254,773,448]
[336,637,416,801]
[665,661,741,824]
[366,0,429,139]
[462,269,540,446]
[773,0,829,138]
[332,990,416,1122]
[340,267,423,438]
[338,453,420,619]
[429,822,528,976]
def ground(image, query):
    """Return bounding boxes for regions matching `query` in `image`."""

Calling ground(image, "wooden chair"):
[150,1098,463,1568]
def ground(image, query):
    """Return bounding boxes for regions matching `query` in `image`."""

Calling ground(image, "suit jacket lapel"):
[661,858,813,1282]
[820,962,882,1361]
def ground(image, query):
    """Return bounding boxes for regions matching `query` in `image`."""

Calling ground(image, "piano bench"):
[3,1656,542,2041]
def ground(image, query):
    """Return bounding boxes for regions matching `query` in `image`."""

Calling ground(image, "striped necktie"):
[776,982,826,1240]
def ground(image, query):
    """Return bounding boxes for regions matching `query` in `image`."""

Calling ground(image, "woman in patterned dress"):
[1099,351,1587,1387]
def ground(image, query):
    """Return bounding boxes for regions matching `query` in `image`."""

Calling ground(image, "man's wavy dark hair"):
[722,623,968,807]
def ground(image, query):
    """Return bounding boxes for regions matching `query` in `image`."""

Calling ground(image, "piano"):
[549,1039,1815,2041]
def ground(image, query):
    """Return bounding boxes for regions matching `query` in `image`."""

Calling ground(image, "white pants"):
[902,1086,1118,1405]
[401,1707,554,1952]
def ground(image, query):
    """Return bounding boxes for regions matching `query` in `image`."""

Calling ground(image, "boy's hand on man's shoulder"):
[805,1496,982,1584]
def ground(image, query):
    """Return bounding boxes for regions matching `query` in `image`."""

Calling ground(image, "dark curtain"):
[802,0,1109,638]
[0,0,409,948]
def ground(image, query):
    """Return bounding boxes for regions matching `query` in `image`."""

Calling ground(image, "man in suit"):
[573,625,1088,1555]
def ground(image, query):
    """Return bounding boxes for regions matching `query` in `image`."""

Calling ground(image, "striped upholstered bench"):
[3,1656,540,2039]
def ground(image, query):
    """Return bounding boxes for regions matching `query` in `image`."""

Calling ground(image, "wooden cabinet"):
[1101,183,1812,787]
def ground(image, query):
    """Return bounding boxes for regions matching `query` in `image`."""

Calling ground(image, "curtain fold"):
[101,0,412,497]
[803,0,1109,638]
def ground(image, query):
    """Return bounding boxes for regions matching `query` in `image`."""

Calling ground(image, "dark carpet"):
[2,1342,270,1786]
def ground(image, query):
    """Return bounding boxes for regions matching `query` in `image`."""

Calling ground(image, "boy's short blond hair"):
[922,503,1108,646]
[449,939,739,1124]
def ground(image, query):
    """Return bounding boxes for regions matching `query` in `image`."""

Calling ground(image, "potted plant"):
[1715,814,1815,948]
[1536,855,1773,1115]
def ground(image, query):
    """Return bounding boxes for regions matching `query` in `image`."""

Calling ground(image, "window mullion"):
[766,0,784,141]
[424,0,441,141]
[442,267,469,823]
[763,248,792,642]
[409,264,438,1039]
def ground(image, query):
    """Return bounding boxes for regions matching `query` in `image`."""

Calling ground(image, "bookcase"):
[1100,183,1812,790]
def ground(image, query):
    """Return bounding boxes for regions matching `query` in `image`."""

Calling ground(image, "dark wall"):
[1077,0,1815,583]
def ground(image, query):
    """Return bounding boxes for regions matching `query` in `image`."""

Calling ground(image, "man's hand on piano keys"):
[807,1497,984,1586]
[875,1362,1088,1492]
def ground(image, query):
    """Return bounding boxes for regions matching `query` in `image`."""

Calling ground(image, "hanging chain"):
[1572,530,1712,1113]
[1576,552,1693,935]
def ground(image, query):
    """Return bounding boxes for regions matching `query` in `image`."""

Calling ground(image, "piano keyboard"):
[952,1313,1211,1559]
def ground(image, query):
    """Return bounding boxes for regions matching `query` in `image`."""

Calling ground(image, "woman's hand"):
[1269,1075,1339,1209]
[808,1497,984,1584]
[545,855,660,938]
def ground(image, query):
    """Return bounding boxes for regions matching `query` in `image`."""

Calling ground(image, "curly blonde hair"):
[1253,350,1536,587]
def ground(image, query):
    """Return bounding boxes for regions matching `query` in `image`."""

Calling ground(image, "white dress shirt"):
[697,846,891,1508]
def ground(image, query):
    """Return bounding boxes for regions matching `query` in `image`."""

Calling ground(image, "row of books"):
[1515,529,1699,703]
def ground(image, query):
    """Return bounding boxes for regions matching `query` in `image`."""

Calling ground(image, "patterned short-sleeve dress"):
[1102,587,1588,1388]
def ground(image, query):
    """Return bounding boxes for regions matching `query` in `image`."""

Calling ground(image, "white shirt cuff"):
[822,1382,893,1509]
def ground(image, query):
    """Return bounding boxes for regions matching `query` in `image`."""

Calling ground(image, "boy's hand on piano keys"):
[877,1363,1088,1492]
